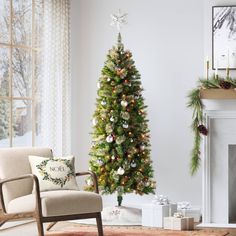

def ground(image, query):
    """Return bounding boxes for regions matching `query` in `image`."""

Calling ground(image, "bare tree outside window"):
[0,0,43,147]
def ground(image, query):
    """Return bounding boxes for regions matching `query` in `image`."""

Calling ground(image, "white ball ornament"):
[121,100,128,107]
[117,167,125,175]
[92,118,98,126]
[106,134,114,143]
[140,145,145,150]
[131,161,137,168]
[107,77,111,82]
[111,155,116,160]
[97,82,101,89]
[110,116,115,122]
[122,122,129,129]
[97,159,104,166]
[86,179,93,186]
[101,100,106,106]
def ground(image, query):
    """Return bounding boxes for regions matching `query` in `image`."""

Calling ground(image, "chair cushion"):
[7,190,103,217]
[29,155,79,192]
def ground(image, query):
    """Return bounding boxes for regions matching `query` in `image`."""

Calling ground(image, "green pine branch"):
[187,76,236,175]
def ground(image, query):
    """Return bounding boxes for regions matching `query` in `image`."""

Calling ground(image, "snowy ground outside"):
[0,132,42,147]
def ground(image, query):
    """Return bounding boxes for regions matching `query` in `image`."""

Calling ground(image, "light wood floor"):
[197,226,236,236]
[1,221,236,236]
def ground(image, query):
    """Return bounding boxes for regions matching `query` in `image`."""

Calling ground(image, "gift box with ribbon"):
[142,195,178,227]
[177,202,201,222]
[163,213,194,231]
[142,203,169,227]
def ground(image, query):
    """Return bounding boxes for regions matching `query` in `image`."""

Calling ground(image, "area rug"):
[46,225,229,236]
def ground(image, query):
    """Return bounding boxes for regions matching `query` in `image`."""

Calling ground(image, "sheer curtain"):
[40,0,71,155]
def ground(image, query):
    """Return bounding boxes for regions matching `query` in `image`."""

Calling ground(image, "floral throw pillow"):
[29,155,78,192]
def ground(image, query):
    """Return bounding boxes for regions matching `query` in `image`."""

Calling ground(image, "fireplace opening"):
[229,145,236,223]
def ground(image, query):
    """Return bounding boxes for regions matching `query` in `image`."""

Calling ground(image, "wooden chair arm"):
[0,174,42,215]
[76,171,99,194]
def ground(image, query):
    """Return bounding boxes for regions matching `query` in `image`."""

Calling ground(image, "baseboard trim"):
[197,223,236,228]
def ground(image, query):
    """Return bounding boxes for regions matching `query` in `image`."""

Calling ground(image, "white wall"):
[71,0,204,206]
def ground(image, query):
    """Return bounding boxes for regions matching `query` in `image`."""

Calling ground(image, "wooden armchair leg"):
[46,221,57,231]
[96,213,104,236]
[0,220,7,227]
[36,217,44,236]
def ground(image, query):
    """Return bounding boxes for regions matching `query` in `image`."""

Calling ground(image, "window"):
[0,0,42,147]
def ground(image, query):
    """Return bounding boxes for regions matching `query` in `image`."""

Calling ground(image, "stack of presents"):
[142,195,201,230]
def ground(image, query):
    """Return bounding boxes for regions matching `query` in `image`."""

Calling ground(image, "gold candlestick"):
[226,67,230,78]
[206,60,209,80]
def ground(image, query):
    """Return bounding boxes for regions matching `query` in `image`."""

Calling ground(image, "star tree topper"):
[110,9,128,32]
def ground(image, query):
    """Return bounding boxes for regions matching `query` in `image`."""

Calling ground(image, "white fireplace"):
[201,99,236,228]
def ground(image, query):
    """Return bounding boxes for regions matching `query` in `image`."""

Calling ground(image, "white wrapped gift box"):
[163,216,194,230]
[142,204,169,227]
[178,207,201,222]
[169,203,177,216]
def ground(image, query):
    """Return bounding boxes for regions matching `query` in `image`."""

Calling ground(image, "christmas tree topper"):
[110,9,128,32]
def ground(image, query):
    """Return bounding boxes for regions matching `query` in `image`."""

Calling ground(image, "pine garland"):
[188,76,236,175]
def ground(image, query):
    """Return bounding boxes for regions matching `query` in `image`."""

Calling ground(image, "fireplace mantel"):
[200,89,236,100]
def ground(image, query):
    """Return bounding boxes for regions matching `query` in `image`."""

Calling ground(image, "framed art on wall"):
[212,6,236,70]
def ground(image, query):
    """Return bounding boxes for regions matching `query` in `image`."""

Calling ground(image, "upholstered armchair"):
[0,147,103,236]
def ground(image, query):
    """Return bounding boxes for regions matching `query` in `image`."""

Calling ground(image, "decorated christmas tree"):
[88,11,156,206]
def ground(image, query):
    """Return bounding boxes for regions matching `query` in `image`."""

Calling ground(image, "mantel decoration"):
[188,5,236,174]
[187,75,236,175]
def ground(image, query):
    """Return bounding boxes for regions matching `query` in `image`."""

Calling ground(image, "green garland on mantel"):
[187,76,236,175]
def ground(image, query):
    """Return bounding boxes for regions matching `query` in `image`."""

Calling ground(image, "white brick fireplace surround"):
[200,99,236,228]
